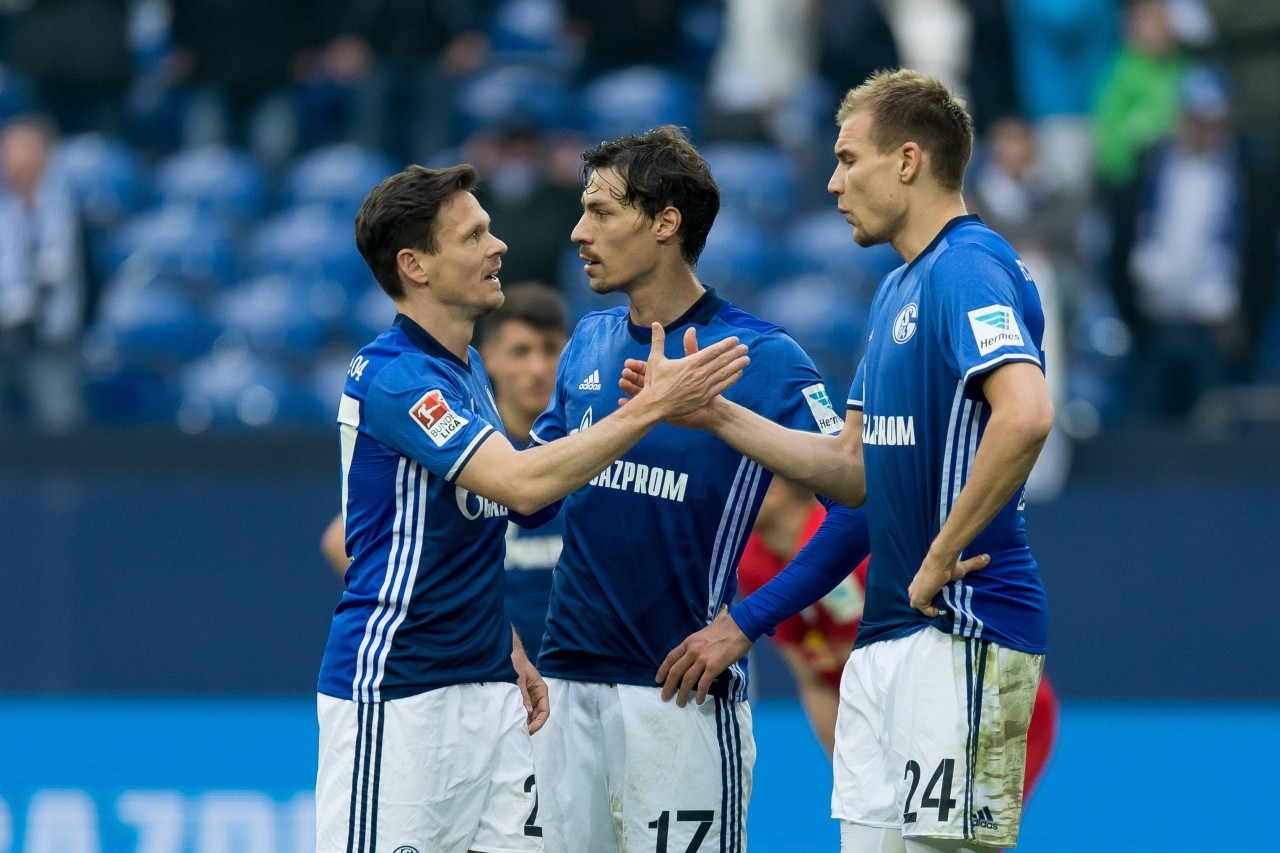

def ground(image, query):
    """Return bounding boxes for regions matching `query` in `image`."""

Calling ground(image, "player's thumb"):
[684,326,698,357]
[649,322,666,362]
[957,553,991,577]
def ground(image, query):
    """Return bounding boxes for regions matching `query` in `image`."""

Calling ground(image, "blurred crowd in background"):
[0,0,1276,492]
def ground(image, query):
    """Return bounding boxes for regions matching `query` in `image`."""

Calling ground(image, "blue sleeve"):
[932,244,1044,390]
[729,502,870,641]
[737,331,842,436]
[510,502,560,529]
[847,358,866,412]
[363,360,497,482]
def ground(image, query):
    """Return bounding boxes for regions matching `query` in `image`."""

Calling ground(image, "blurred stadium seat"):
[453,64,575,137]
[50,133,146,228]
[247,205,371,295]
[757,273,867,381]
[701,143,799,226]
[153,144,267,223]
[283,143,399,219]
[176,344,321,431]
[581,66,699,141]
[784,210,900,300]
[89,270,221,364]
[489,0,567,63]
[107,205,240,291]
[215,274,346,362]
[695,211,777,306]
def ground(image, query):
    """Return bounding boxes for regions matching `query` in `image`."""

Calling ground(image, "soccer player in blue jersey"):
[320,283,568,662]
[315,163,749,853]
[646,72,1055,852]
[525,126,843,853]
[476,283,568,664]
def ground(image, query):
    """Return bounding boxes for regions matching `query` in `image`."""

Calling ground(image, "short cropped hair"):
[478,282,567,343]
[354,164,478,299]
[836,70,974,193]
[580,125,719,266]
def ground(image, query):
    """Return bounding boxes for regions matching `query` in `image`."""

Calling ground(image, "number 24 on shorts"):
[903,758,957,823]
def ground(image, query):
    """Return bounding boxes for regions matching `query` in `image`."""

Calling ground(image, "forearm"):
[730,503,870,640]
[497,403,662,513]
[708,399,865,505]
[930,411,1048,560]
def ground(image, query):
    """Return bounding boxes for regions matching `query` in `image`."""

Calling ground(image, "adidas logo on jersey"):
[578,369,602,391]
[971,806,999,830]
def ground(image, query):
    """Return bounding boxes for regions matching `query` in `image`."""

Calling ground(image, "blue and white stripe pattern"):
[714,696,746,853]
[707,456,765,700]
[939,381,986,640]
[352,459,429,702]
[345,700,385,853]
[960,637,990,841]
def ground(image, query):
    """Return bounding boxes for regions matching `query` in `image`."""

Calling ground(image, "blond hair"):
[836,69,974,193]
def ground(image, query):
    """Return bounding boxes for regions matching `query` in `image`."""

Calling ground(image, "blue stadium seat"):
[701,144,799,226]
[347,283,397,344]
[581,66,699,141]
[784,210,900,300]
[489,0,567,63]
[215,274,345,361]
[247,205,372,295]
[695,212,777,305]
[90,271,221,364]
[153,145,267,223]
[757,274,868,380]
[454,64,575,136]
[50,133,146,228]
[176,346,300,430]
[283,144,399,219]
[107,205,241,290]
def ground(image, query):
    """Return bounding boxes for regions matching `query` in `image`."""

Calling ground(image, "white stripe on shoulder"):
[446,424,494,481]
[338,393,360,426]
[960,352,1042,386]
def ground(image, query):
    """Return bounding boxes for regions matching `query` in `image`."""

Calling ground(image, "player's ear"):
[899,141,924,185]
[398,247,430,289]
[652,205,682,245]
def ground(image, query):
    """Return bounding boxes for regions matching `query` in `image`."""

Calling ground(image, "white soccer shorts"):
[531,679,754,853]
[316,683,543,853]
[833,628,1042,850]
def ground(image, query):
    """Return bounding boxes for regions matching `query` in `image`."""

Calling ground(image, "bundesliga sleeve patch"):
[409,389,469,447]
[967,304,1024,356]
[802,383,842,434]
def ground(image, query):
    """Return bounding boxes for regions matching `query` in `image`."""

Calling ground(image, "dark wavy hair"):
[354,164,478,299]
[581,125,720,266]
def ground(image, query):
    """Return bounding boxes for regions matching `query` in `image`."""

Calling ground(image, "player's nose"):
[570,215,590,244]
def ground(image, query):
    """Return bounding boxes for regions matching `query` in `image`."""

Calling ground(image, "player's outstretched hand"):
[656,606,752,707]
[512,644,550,734]
[907,551,990,617]
[618,324,744,427]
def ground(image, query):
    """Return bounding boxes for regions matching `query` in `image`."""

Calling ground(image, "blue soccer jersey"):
[529,289,839,699]
[848,215,1049,654]
[318,314,516,702]
[504,481,564,665]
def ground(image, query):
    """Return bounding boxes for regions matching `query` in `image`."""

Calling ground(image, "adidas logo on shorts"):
[579,369,602,391]
[971,806,999,830]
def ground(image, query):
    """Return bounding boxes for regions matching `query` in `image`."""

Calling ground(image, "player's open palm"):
[656,606,753,707]
[619,325,743,428]
[908,551,990,617]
